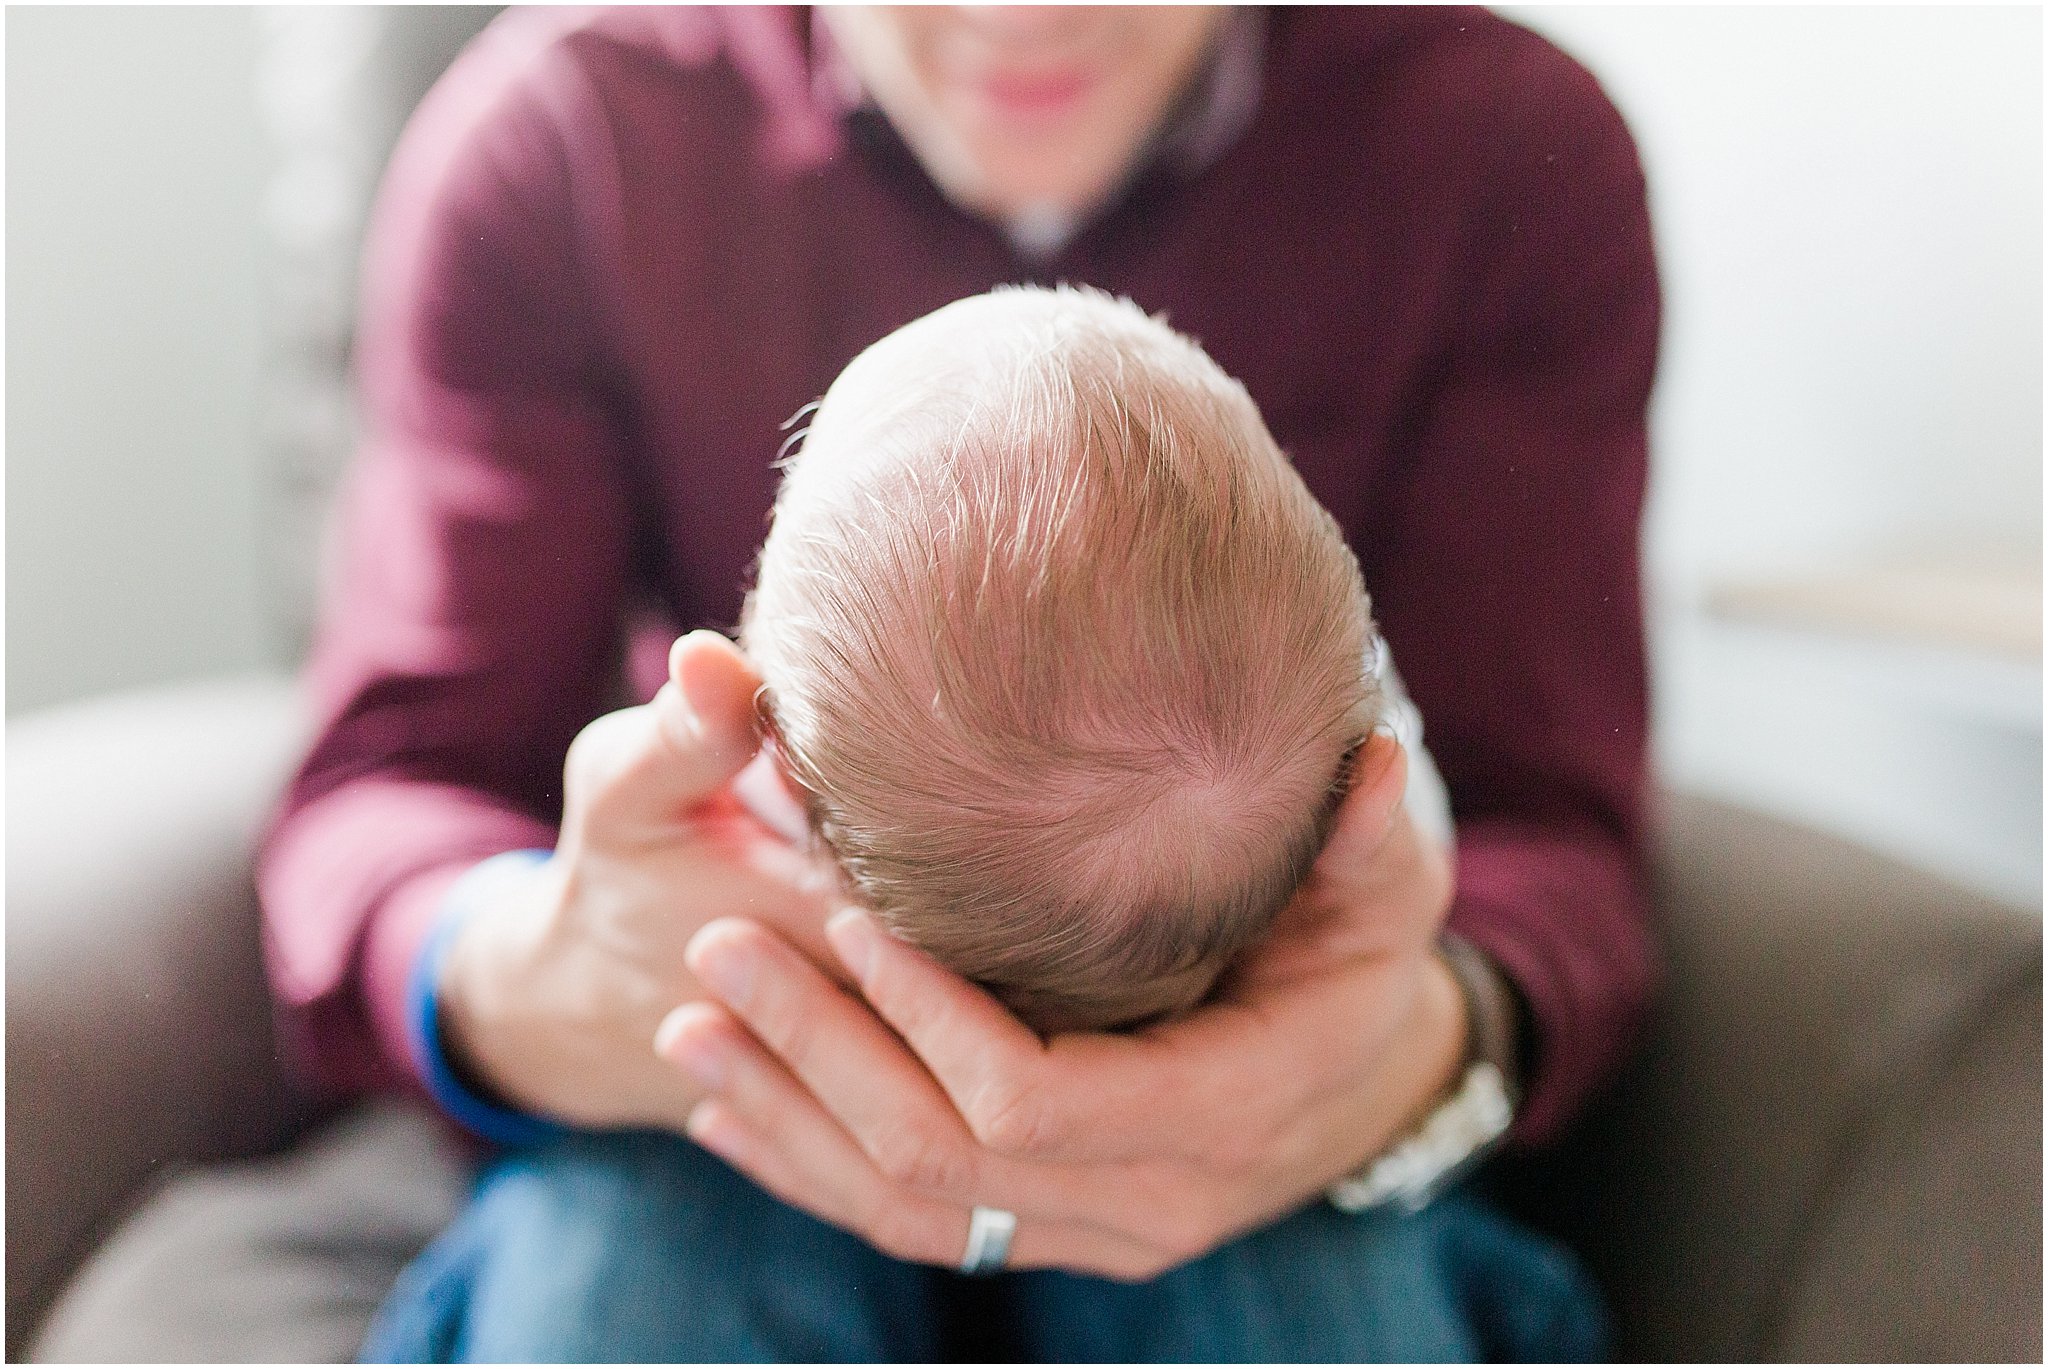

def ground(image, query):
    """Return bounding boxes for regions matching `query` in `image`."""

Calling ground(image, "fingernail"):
[654,1005,729,1089]
[666,1026,731,1091]
[653,1005,691,1057]
[668,679,706,745]
[826,907,878,983]
[667,633,715,741]
[686,927,757,1010]
[674,687,704,743]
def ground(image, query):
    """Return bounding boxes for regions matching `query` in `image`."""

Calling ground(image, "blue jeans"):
[362,1130,1604,1362]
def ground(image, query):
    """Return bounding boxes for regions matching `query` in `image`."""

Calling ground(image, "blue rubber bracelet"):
[405,848,567,1149]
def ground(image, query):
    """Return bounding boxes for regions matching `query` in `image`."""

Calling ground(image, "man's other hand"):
[663,731,1469,1279]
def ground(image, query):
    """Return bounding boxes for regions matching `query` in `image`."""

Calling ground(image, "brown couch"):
[7,675,2040,1361]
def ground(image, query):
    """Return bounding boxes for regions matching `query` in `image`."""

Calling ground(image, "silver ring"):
[959,1205,1017,1275]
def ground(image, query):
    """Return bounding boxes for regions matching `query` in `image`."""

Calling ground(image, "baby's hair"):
[741,285,1378,1032]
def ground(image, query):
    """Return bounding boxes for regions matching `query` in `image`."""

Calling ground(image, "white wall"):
[1517,5,2042,586]
[1517,5,2043,907]
[6,6,273,716]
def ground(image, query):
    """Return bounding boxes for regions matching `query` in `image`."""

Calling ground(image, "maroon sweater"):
[261,5,1661,1145]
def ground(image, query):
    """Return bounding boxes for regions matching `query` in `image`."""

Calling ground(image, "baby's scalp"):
[742,285,1379,1032]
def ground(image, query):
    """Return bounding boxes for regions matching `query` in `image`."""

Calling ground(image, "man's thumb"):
[667,629,763,752]
[574,631,763,828]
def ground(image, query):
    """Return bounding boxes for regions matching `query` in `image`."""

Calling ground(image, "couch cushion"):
[1500,791,2042,1362]
[6,677,317,1355]
[27,1103,467,1363]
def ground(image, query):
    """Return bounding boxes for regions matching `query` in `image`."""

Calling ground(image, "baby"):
[737,285,1423,1033]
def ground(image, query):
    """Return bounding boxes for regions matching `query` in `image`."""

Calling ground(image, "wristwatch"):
[1326,933,1521,1214]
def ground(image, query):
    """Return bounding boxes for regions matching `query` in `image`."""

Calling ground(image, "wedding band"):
[959,1205,1017,1275]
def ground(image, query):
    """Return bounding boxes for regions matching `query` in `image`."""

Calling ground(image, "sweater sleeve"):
[257,27,636,1101]
[1365,37,1663,1145]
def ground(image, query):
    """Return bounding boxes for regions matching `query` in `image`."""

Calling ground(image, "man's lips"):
[977,68,1095,116]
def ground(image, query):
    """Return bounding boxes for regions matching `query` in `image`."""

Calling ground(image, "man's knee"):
[1010,1191,1603,1363]
[474,1131,746,1268]
[384,1131,946,1362]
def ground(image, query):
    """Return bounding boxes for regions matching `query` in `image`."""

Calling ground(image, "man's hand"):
[436,630,842,1132]
[661,731,1470,1279]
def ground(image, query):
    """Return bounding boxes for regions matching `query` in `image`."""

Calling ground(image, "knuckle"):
[564,707,627,774]
[874,1128,971,1195]
[971,1078,1055,1157]
[760,989,820,1063]
[562,709,637,815]
[559,732,605,813]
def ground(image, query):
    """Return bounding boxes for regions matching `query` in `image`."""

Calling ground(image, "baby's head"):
[741,286,1378,1032]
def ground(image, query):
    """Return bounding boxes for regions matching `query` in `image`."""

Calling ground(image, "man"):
[260,6,1657,1359]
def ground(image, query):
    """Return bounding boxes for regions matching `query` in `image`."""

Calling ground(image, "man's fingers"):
[829,904,1416,1167]
[823,910,1049,1132]
[678,1035,1169,1280]
[566,631,764,835]
[683,917,1009,1201]
[1312,729,1408,879]
[1247,732,1433,972]
[679,1073,1171,1278]
[672,1037,967,1268]
[686,1100,1164,1279]
[826,908,1238,1166]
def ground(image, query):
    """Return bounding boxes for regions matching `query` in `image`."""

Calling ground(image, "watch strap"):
[1325,935,1522,1214]
[1437,930,1523,1107]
